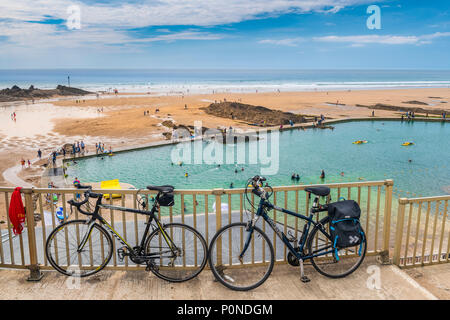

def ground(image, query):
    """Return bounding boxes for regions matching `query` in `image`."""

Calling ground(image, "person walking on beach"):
[37,149,42,159]
[52,151,57,166]
[20,158,25,169]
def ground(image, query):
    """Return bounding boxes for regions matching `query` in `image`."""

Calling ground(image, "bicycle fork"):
[77,220,96,252]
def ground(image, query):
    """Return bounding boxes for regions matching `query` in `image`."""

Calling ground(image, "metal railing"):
[0,179,394,279]
[393,195,450,268]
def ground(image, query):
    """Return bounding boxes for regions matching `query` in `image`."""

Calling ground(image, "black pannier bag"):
[158,191,175,207]
[327,200,364,260]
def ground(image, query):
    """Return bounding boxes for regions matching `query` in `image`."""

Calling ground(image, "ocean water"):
[67,120,450,198]
[1,69,450,94]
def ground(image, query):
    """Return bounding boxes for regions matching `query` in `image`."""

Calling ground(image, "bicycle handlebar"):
[249,175,269,199]
[67,188,102,215]
[248,176,329,213]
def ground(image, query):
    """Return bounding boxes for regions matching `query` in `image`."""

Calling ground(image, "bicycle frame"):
[76,195,177,259]
[241,196,335,261]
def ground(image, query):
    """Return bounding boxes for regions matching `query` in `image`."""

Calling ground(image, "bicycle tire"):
[46,219,113,277]
[208,222,274,291]
[307,216,367,278]
[144,223,208,282]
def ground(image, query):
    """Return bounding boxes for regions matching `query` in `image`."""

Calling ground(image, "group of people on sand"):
[95,142,105,154]
[315,114,325,126]
[72,141,86,155]
[402,111,416,120]
[95,142,113,155]
[20,158,31,169]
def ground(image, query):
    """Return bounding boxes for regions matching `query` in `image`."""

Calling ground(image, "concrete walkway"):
[0,257,439,300]
[405,263,450,299]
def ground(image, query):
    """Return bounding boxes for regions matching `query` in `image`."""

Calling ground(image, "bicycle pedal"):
[300,276,310,283]
[117,247,127,262]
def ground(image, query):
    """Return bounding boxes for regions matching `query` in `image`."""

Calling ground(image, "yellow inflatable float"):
[352,140,368,144]
[402,142,414,146]
[101,179,122,199]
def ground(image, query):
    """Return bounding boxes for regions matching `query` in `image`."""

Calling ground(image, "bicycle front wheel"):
[208,222,274,291]
[307,216,367,278]
[144,223,207,282]
[45,220,113,277]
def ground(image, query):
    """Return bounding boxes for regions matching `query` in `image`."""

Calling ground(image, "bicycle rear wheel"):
[307,216,367,278]
[208,222,274,291]
[46,220,113,277]
[144,223,207,282]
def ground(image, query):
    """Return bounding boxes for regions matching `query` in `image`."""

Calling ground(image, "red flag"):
[9,187,25,235]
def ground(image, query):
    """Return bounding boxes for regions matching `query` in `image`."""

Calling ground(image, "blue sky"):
[0,0,449,69]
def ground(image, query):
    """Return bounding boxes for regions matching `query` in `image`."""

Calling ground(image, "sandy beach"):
[0,87,449,193]
[50,88,449,137]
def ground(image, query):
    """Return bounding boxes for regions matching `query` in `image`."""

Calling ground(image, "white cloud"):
[314,32,450,45]
[258,37,304,46]
[0,1,380,28]
[0,0,379,50]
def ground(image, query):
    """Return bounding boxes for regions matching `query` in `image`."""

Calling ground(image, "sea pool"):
[67,120,449,199]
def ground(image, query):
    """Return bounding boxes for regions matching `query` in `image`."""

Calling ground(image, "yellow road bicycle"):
[45,186,207,282]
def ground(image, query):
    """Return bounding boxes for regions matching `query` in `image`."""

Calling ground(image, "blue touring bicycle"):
[208,175,367,291]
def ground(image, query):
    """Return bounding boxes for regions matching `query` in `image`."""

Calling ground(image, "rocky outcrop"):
[201,102,307,126]
[0,85,92,102]
[356,103,446,115]
[402,100,428,105]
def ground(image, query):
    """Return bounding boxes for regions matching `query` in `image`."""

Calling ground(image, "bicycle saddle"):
[305,186,330,197]
[146,185,174,193]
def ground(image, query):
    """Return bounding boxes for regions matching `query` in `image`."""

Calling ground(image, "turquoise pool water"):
[67,120,449,198]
